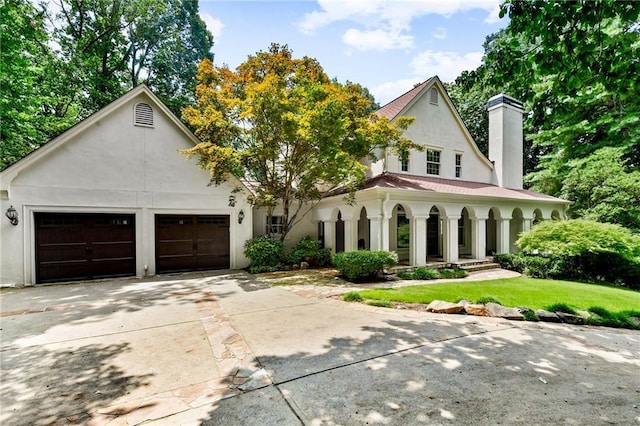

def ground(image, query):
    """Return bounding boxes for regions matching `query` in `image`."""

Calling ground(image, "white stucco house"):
[0,79,569,286]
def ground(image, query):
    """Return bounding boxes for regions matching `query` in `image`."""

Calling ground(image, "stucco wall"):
[384,86,494,183]
[0,91,251,285]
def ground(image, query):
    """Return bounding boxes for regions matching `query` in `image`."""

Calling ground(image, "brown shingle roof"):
[362,172,566,203]
[376,77,435,120]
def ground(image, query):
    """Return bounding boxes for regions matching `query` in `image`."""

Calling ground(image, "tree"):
[46,0,213,117]
[182,44,419,240]
[499,0,640,194]
[561,147,640,232]
[0,0,76,170]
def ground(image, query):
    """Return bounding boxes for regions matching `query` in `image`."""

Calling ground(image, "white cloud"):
[410,50,483,82]
[484,3,503,24]
[371,78,423,105]
[432,26,447,40]
[343,28,414,51]
[201,13,224,40]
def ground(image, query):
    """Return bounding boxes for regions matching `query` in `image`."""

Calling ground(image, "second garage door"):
[155,215,230,273]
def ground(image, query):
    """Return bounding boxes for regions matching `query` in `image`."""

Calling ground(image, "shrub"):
[315,247,333,267]
[413,267,439,280]
[288,236,321,265]
[493,253,525,273]
[244,236,285,273]
[333,250,398,281]
[515,220,640,289]
[343,291,363,302]
[438,268,468,279]
[476,296,502,305]
[396,270,413,280]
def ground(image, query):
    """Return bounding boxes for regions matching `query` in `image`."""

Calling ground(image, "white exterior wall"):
[488,95,524,189]
[252,205,318,250]
[384,85,494,183]
[0,90,251,285]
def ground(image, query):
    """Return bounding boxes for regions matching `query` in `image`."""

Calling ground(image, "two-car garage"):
[35,213,230,284]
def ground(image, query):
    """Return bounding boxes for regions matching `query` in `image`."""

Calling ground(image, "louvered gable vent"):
[134,102,154,127]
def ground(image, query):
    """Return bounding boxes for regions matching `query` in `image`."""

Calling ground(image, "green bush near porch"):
[333,250,398,281]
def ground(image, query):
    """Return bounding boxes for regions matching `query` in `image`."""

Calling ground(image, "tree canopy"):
[0,0,213,170]
[182,44,419,240]
[446,0,640,231]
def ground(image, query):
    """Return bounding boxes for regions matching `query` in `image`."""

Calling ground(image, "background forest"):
[1,0,638,232]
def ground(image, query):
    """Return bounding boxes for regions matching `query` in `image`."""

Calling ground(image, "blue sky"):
[199,0,508,105]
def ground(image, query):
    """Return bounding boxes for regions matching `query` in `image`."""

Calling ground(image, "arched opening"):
[533,209,543,225]
[357,207,370,250]
[335,211,345,253]
[486,208,498,255]
[390,204,410,262]
[510,208,524,252]
[427,206,441,259]
[459,207,471,258]
[551,209,561,220]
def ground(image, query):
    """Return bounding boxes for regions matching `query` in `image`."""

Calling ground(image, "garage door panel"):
[156,215,230,273]
[35,213,135,284]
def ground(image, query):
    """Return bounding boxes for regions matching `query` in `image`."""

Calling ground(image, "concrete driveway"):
[1,271,639,425]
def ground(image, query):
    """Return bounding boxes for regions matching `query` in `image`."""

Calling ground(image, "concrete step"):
[459,262,501,272]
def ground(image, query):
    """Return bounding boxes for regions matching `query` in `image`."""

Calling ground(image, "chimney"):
[487,94,524,189]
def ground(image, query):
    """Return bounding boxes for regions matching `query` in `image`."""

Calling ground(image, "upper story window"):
[400,151,409,172]
[266,215,284,235]
[430,88,438,105]
[455,153,462,178]
[134,102,154,127]
[426,149,441,175]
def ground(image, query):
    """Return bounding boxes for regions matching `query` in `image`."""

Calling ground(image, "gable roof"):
[376,77,435,120]
[0,85,250,196]
[375,76,494,169]
[360,172,568,204]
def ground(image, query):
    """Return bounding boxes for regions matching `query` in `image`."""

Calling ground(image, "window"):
[430,88,438,104]
[134,102,154,127]
[455,153,462,178]
[400,151,409,172]
[266,215,284,235]
[426,149,440,175]
[396,205,410,249]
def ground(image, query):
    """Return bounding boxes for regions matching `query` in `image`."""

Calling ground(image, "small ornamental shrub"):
[367,299,392,308]
[333,250,398,281]
[476,296,502,305]
[315,247,333,267]
[288,236,322,265]
[396,270,413,280]
[546,303,577,315]
[413,267,440,280]
[244,236,285,274]
[493,253,525,273]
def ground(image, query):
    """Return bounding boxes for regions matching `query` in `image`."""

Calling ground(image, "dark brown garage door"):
[35,213,136,284]
[155,215,230,273]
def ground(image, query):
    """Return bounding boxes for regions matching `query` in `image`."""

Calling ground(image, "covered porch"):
[313,175,568,266]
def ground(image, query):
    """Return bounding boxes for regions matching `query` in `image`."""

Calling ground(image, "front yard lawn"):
[357,277,640,314]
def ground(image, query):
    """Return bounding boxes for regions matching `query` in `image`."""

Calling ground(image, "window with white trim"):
[426,149,440,175]
[266,215,284,235]
[400,151,409,172]
[455,153,462,178]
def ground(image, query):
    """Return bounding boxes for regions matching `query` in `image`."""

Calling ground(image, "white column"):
[523,218,533,233]
[411,215,428,266]
[442,216,460,263]
[496,218,510,254]
[381,214,390,252]
[323,220,335,252]
[470,216,487,260]
[368,215,382,250]
[343,218,358,252]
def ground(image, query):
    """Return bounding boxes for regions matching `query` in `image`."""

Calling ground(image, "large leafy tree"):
[47,0,214,117]
[182,44,419,240]
[0,0,76,169]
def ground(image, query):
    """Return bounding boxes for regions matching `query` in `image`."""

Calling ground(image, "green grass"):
[357,277,640,313]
